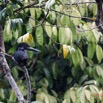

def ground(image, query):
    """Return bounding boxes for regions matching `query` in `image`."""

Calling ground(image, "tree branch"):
[0,22,27,103]
[95,0,103,33]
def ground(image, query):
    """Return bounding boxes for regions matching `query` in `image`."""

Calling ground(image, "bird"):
[13,42,41,66]
[13,42,41,103]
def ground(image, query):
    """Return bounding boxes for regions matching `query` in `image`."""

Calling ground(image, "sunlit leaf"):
[36,26,43,46]
[59,27,72,44]
[70,90,76,103]
[52,26,58,41]
[72,50,80,67]
[36,92,49,103]
[87,42,96,59]
[96,45,103,63]
[63,45,69,59]
[22,33,35,46]
[45,22,52,37]
[85,90,91,101]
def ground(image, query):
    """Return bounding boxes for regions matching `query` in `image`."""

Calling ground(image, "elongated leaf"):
[59,27,72,44]
[36,92,49,103]
[96,45,103,63]
[52,26,58,41]
[77,48,84,64]
[82,23,96,42]
[70,90,76,103]
[85,90,91,101]
[63,45,69,59]
[43,68,53,88]
[45,22,52,37]
[36,26,43,46]
[87,42,96,59]
[72,50,80,67]
[60,15,70,26]
[3,20,12,42]
[52,63,58,80]
[96,65,103,78]
[29,8,35,26]
[69,7,81,26]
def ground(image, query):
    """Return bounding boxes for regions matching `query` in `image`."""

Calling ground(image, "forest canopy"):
[0,0,103,103]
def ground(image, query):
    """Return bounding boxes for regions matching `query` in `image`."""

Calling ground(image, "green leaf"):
[0,89,5,100]
[46,94,57,103]
[3,20,12,42]
[96,45,103,63]
[80,89,86,103]
[36,26,43,46]
[85,90,91,101]
[77,48,84,64]
[79,75,88,85]
[45,22,52,38]
[69,7,81,26]
[70,90,76,103]
[29,8,35,26]
[52,63,59,80]
[78,4,86,16]
[43,68,53,88]
[35,8,42,19]
[95,65,103,78]
[60,15,70,26]
[52,26,58,41]
[59,27,72,44]
[36,92,49,103]
[72,51,80,67]
[87,42,96,59]
[82,23,96,42]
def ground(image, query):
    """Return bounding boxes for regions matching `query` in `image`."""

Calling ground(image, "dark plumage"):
[13,42,41,66]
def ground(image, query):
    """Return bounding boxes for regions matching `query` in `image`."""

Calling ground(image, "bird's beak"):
[27,47,41,53]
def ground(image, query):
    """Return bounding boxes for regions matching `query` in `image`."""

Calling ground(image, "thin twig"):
[23,66,31,103]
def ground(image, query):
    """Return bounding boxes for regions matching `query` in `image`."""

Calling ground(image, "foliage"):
[1,0,103,103]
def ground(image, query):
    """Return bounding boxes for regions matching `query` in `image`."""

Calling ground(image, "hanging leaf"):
[63,45,69,59]
[96,45,103,63]
[3,20,12,42]
[60,15,70,26]
[77,48,84,64]
[43,68,53,88]
[87,42,96,59]
[85,90,91,102]
[23,33,35,46]
[70,90,76,103]
[45,22,52,37]
[82,23,96,43]
[36,92,49,103]
[95,65,103,78]
[35,8,42,19]
[29,8,35,26]
[59,27,72,44]
[69,7,81,26]
[72,50,80,67]
[36,26,43,46]
[52,63,59,80]
[52,26,58,41]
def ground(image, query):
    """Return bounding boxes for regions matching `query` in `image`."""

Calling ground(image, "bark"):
[95,0,103,33]
[0,21,27,103]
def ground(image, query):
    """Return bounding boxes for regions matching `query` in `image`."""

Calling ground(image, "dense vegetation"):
[0,0,103,103]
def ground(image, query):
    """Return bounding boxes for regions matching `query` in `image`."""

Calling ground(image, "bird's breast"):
[13,50,28,66]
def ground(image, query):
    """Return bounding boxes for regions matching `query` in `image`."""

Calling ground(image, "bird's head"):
[16,42,41,53]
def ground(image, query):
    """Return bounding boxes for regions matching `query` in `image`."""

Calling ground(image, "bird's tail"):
[23,66,31,103]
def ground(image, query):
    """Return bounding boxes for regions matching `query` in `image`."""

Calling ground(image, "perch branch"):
[0,21,27,103]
